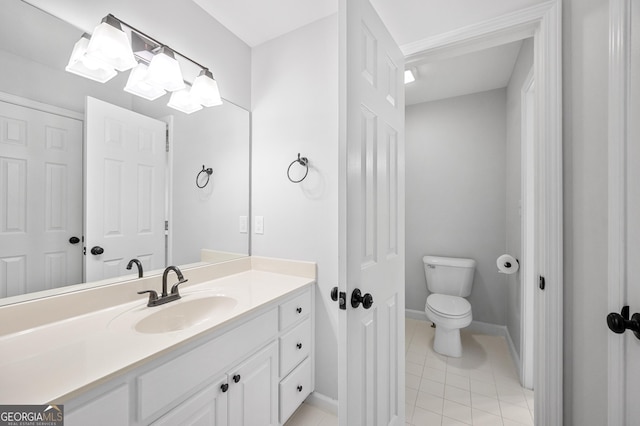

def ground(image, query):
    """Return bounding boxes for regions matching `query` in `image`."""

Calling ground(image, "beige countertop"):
[0,258,315,404]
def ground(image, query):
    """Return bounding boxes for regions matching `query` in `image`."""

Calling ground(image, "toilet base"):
[433,326,462,358]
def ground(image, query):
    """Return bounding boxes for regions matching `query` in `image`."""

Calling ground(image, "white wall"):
[562,0,609,423]
[132,100,250,265]
[405,89,507,325]
[504,38,533,357]
[251,15,339,400]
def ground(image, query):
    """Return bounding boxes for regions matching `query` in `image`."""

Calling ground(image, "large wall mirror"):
[0,0,250,305]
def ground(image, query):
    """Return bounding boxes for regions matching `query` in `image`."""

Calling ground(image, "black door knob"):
[233,374,241,383]
[220,383,229,393]
[69,236,80,244]
[351,288,374,309]
[90,246,104,255]
[331,287,338,301]
[607,306,640,339]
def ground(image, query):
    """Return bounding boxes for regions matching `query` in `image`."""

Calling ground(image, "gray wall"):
[405,89,508,326]
[563,0,609,424]
[251,15,339,401]
[505,38,533,357]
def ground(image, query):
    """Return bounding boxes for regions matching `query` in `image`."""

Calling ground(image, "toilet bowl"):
[425,293,472,357]
[423,255,476,358]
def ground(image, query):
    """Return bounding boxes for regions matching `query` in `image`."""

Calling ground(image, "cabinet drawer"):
[279,357,311,424]
[279,290,311,330]
[66,385,129,426]
[279,318,311,376]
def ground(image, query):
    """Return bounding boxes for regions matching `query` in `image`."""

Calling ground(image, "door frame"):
[403,1,562,424]
[607,0,631,424]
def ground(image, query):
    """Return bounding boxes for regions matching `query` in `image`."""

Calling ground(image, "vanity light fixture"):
[66,13,223,113]
[191,69,222,107]
[65,33,118,83]
[84,15,137,72]
[145,46,185,92]
[167,86,203,114]
[124,62,166,100]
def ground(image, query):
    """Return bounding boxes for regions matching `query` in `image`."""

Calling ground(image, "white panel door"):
[85,97,166,282]
[339,0,405,424]
[624,1,640,421]
[0,100,82,297]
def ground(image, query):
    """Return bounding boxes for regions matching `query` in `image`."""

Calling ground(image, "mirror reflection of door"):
[0,100,82,297]
[84,97,167,282]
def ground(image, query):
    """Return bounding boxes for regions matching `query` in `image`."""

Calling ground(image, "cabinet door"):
[152,377,228,426]
[228,342,278,426]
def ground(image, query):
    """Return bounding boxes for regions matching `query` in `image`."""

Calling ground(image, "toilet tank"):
[423,255,476,297]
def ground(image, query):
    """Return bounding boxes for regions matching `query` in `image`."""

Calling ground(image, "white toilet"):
[423,255,476,357]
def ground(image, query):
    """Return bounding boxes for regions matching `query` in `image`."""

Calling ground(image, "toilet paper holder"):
[503,259,519,269]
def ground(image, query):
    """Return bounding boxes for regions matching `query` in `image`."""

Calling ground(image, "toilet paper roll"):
[497,254,519,274]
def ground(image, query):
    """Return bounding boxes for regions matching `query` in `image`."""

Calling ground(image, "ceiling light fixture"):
[404,69,416,84]
[66,14,223,113]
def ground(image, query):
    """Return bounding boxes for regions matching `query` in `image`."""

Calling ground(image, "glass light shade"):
[167,88,203,114]
[124,63,166,100]
[65,34,117,83]
[85,17,137,72]
[191,69,223,107]
[145,47,185,92]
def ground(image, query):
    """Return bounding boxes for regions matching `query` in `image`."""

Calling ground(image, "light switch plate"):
[239,216,248,233]
[255,216,264,234]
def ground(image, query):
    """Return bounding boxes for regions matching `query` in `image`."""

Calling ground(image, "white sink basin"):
[134,296,238,334]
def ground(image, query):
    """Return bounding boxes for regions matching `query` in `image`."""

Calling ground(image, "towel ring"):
[287,153,309,183]
[196,165,213,188]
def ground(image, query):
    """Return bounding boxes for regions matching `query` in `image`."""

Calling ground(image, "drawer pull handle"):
[297,385,303,392]
[221,383,229,392]
[233,374,241,383]
[296,342,303,350]
[296,307,302,314]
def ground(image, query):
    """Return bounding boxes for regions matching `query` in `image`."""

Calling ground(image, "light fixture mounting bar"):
[108,14,209,72]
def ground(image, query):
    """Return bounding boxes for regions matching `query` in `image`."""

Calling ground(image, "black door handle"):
[351,288,373,309]
[607,306,640,339]
[90,246,104,255]
[69,236,80,244]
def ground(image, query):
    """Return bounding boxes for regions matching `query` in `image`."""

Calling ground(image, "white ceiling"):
[192,0,540,104]
[192,0,338,47]
[405,40,524,106]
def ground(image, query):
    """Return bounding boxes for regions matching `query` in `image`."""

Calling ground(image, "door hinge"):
[539,275,546,290]
[165,220,169,231]
[165,127,170,152]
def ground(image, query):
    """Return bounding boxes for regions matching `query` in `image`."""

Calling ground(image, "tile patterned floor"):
[286,318,534,425]
[405,318,534,426]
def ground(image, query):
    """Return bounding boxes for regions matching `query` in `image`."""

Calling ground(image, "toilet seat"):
[426,294,471,318]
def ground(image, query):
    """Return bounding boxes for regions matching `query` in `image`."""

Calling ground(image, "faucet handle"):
[170,279,188,296]
[138,289,159,306]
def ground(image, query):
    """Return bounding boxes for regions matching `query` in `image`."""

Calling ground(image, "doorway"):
[402,2,563,424]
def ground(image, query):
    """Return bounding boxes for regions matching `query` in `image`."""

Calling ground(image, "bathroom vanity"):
[0,257,315,426]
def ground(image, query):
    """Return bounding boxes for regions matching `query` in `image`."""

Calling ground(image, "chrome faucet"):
[137,266,188,307]
[126,258,143,278]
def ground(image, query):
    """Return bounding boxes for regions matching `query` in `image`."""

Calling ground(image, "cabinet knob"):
[233,374,241,383]
[296,342,302,350]
[297,385,303,392]
[296,307,302,314]
[220,383,229,392]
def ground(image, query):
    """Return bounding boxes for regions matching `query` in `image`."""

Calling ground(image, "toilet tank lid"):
[422,255,476,268]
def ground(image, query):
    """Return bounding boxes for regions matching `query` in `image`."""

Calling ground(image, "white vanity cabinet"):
[64,285,313,426]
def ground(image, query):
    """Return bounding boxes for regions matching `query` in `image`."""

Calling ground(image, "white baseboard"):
[405,309,522,374]
[304,391,338,416]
